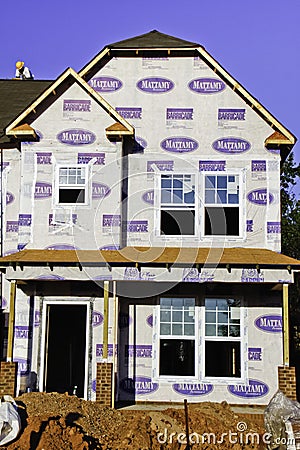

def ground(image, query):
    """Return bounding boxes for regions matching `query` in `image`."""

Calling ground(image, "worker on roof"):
[15,61,34,80]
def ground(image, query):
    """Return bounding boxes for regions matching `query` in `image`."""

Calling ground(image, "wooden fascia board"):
[78,47,111,78]
[266,139,287,145]
[108,47,200,52]
[196,48,296,145]
[264,132,291,146]
[7,129,36,137]
[106,129,133,135]
[2,260,300,270]
[6,122,36,136]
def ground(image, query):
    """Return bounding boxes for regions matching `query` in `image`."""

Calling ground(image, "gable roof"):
[108,30,200,49]
[0,79,52,145]
[4,68,134,139]
[79,30,296,151]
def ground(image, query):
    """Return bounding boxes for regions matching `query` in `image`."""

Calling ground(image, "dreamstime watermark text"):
[157,421,295,446]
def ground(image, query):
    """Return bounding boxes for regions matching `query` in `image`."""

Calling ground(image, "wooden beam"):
[111,281,118,409]
[283,284,289,366]
[7,280,17,362]
[102,280,109,359]
[79,47,110,78]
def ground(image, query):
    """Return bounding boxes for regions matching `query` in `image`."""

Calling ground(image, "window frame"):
[155,172,198,238]
[202,296,246,383]
[201,171,244,239]
[55,164,90,207]
[154,296,199,381]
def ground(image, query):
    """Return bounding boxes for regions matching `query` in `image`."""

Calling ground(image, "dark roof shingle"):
[0,79,52,144]
[108,30,200,49]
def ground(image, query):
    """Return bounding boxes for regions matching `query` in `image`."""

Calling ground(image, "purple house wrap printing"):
[0,30,299,404]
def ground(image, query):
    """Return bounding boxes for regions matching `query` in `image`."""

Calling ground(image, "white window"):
[159,174,196,236]
[203,174,241,236]
[204,297,242,379]
[159,297,196,377]
[56,166,88,205]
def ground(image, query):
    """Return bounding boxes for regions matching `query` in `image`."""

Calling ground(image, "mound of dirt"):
[0,392,265,449]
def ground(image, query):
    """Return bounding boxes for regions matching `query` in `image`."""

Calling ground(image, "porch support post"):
[278,284,297,400]
[283,283,289,366]
[7,280,17,362]
[111,280,118,409]
[103,280,109,359]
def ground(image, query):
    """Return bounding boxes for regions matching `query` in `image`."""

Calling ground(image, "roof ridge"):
[108,29,200,49]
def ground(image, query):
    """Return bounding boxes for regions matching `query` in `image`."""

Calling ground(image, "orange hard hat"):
[16,61,24,70]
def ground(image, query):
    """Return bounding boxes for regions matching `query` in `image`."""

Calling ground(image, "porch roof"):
[0,248,299,271]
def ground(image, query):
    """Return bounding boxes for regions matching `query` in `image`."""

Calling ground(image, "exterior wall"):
[1,281,283,404]
[86,55,281,251]
[114,284,283,405]
[3,148,21,256]
[17,83,123,252]
[4,292,116,399]
[0,49,288,404]
[2,56,281,257]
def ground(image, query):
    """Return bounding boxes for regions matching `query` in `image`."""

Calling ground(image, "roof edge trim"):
[7,123,36,136]
[79,47,110,79]
[265,131,292,146]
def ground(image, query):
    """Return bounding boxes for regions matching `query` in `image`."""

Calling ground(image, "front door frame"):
[39,299,91,399]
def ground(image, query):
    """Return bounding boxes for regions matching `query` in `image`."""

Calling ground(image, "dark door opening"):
[45,304,87,397]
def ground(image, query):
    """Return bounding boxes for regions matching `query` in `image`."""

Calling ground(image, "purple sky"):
[1,0,300,194]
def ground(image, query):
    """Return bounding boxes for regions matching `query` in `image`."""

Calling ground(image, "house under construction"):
[0,31,299,405]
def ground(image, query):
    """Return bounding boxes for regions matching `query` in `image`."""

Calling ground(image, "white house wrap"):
[0,30,298,404]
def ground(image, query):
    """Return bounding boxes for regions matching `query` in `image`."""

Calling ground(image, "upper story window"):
[57,166,88,205]
[160,174,195,236]
[203,174,240,236]
[156,172,244,239]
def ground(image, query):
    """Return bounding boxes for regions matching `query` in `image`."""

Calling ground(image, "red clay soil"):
[0,392,265,449]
